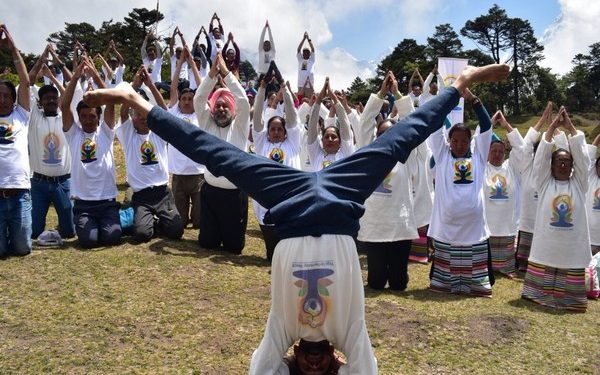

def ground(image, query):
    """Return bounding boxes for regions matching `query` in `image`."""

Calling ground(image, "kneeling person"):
[116,67,183,243]
[61,59,121,248]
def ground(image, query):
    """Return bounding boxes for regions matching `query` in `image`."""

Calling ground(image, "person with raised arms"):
[82,63,511,374]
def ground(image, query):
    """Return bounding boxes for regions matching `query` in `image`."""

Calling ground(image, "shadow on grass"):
[246,229,264,240]
[507,297,585,315]
[146,238,270,267]
[364,285,471,303]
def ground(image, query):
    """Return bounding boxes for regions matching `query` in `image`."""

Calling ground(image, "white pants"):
[250,235,378,374]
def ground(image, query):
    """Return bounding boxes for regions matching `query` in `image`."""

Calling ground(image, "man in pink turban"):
[192,54,250,254]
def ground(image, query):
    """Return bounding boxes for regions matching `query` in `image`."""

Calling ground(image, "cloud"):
[540,0,600,75]
[0,0,374,89]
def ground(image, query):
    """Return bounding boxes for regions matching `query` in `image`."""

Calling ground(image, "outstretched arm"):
[28,45,49,86]
[61,61,85,132]
[308,78,328,144]
[0,25,30,111]
[297,32,307,54]
[42,64,65,95]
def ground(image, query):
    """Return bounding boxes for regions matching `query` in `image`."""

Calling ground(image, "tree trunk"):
[512,37,520,115]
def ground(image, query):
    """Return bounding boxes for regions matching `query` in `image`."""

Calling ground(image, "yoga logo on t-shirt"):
[593,188,600,210]
[453,159,473,184]
[0,120,15,144]
[247,143,255,154]
[43,133,62,164]
[488,174,508,200]
[293,267,334,329]
[269,147,285,164]
[374,172,394,195]
[322,160,332,169]
[140,140,158,165]
[80,138,97,163]
[550,193,574,228]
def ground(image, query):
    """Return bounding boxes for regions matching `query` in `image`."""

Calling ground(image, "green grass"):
[1,121,599,374]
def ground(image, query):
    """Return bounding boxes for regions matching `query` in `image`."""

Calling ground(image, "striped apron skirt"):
[516,230,533,272]
[522,261,587,312]
[489,235,516,276]
[429,239,494,297]
[409,225,431,263]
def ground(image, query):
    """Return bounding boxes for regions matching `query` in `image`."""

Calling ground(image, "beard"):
[214,112,233,128]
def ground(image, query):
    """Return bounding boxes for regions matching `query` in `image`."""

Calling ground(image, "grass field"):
[1,115,599,374]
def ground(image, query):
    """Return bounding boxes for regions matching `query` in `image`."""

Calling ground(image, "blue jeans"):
[0,190,32,257]
[30,176,75,238]
[147,87,461,239]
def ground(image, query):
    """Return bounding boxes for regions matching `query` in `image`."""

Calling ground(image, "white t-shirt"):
[358,160,419,242]
[529,132,591,268]
[0,105,30,189]
[251,125,302,224]
[484,130,524,237]
[102,65,125,88]
[587,144,600,246]
[307,137,353,172]
[427,126,492,245]
[296,52,315,89]
[170,56,189,81]
[257,26,276,74]
[65,122,117,200]
[209,34,225,62]
[517,128,541,233]
[115,119,169,192]
[28,107,71,176]
[143,56,163,83]
[167,105,206,175]
[412,143,435,228]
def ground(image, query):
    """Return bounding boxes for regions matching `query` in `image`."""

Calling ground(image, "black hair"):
[596,156,600,169]
[0,80,17,102]
[178,87,195,99]
[448,123,471,140]
[551,148,572,166]
[375,117,396,137]
[267,115,287,135]
[321,125,340,138]
[134,88,150,102]
[490,139,505,147]
[76,100,102,117]
[38,85,59,101]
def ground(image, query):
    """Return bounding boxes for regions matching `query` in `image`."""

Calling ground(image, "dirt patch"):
[467,314,528,345]
[367,300,431,347]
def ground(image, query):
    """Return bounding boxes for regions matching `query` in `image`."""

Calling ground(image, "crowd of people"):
[1,14,599,373]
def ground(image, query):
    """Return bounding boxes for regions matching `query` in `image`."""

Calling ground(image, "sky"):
[1,0,599,89]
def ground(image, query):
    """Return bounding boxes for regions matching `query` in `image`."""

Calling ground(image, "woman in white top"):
[522,107,591,312]
[484,111,525,277]
[356,71,419,290]
[252,79,301,261]
[587,133,600,256]
[307,79,354,172]
[427,89,495,297]
[515,102,551,271]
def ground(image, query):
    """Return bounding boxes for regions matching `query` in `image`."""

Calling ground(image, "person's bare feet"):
[453,64,511,93]
[83,82,138,108]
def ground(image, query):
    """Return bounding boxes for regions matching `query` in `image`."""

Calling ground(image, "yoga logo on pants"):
[292,263,334,328]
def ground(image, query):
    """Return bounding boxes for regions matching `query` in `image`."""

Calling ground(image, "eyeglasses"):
[552,159,573,166]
